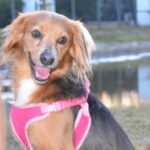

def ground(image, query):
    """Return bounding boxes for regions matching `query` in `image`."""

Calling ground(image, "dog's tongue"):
[34,65,50,80]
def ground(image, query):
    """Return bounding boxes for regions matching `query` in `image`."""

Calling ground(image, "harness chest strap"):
[10,81,91,150]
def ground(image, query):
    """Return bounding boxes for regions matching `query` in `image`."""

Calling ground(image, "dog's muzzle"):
[28,52,51,84]
[40,50,55,66]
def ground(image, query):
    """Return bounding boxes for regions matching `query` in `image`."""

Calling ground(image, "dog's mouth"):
[28,53,51,84]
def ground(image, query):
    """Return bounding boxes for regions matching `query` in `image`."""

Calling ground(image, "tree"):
[76,0,96,21]
[56,0,96,21]
[56,0,72,18]
[40,0,46,10]
[55,0,135,23]
[0,0,24,28]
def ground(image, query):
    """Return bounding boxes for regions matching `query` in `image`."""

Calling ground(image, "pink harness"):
[10,81,91,150]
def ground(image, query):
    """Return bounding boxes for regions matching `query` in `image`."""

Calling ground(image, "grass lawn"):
[111,103,150,150]
[87,24,150,43]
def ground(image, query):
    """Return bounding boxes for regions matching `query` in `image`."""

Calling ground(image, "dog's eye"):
[57,36,67,45]
[31,30,41,39]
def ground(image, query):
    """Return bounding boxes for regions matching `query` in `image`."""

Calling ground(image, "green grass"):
[111,103,150,150]
[87,25,150,43]
[94,34,150,43]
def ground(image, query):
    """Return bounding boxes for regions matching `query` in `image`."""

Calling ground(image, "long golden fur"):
[1,11,95,102]
[1,11,95,149]
[1,11,134,150]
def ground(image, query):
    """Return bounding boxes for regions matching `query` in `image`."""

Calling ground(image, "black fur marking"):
[54,75,86,99]
[79,94,135,150]
[54,76,135,150]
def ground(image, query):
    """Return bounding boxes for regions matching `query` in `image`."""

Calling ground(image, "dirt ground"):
[5,102,150,150]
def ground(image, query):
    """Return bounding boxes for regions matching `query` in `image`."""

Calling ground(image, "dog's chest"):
[16,79,37,106]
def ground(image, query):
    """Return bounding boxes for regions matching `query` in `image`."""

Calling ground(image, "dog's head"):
[1,11,95,84]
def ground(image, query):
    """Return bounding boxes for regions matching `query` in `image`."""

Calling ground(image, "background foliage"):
[0,0,23,28]
[0,0,135,28]
[56,0,135,22]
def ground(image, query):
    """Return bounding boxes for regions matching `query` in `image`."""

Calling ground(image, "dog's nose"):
[40,50,55,66]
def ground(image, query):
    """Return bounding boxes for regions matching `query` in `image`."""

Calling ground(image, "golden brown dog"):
[1,11,134,150]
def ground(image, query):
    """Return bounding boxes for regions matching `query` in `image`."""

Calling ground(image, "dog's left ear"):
[70,21,95,79]
[0,14,28,64]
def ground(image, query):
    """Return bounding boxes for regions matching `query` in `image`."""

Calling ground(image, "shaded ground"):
[6,103,150,150]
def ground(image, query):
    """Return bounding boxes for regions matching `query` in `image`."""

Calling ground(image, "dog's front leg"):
[28,109,74,150]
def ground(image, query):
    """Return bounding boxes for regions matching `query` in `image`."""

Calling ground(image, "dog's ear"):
[70,21,95,80]
[0,14,28,64]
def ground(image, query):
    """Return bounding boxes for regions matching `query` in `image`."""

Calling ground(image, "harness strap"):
[74,102,91,150]
[40,99,91,150]
[10,80,91,150]
[41,98,87,113]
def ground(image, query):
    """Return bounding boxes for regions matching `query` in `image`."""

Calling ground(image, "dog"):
[1,11,135,150]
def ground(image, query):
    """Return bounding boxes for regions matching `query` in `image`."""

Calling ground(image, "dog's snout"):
[40,50,55,66]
